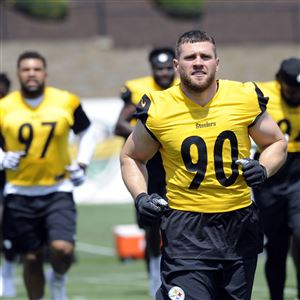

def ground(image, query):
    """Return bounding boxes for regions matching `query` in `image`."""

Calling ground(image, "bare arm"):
[120,120,160,199]
[114,103,136,138]
[249,111,287,177]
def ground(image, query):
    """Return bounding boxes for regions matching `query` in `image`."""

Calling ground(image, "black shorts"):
[156,204,263,300]
[160,203,264,260]
[156,256,258,300]
[3,192,76,254]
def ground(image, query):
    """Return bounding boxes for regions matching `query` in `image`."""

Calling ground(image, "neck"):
[181,81,218,106]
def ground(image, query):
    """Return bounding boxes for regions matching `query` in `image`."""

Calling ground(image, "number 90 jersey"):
[0,87,87,186]
[136,80,268,213]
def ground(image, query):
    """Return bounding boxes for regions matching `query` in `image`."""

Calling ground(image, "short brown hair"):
[175,30,217,58]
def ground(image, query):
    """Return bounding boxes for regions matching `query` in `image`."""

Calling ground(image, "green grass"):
[5,203,298,300]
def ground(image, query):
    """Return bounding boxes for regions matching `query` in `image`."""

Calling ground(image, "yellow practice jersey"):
[0,87,87,186]
[121,76,179,126]
[121,76,179,106]
[136,80,268,213]
[257,81,300,152]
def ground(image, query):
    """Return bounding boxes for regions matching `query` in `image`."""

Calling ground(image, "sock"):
[3,260,15,277]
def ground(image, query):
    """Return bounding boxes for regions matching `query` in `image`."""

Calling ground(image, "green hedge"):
[153,0,204,20]
[11,0,69,20]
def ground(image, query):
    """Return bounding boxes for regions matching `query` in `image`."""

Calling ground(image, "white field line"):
[76,242,115,256]
[69,272,148,284]
[253,286,297,295]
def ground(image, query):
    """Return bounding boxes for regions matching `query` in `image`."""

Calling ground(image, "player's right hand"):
[0,151,25,170]
[135,193,168,227]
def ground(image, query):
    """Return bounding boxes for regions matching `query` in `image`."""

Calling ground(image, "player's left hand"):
[236,158,267,188]
[66,163,86,186]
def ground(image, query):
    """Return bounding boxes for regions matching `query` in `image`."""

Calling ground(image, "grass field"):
[4,203,297,300]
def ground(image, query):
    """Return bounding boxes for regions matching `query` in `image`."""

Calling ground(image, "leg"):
[158,256,220,300]
[255,191,289,300]
[291,236,300,300]
[265,233,289,300]
[0,191,16,298]
[2,194,46,299]
[289,191,300,300]
[145,224,162,298]
[146,153,166,298]
[49,240,74,275]
[2,253,17,298]
[46,192,77,300]
[221,257,258,300]
[23,248,45,300]
[47,240,74,300]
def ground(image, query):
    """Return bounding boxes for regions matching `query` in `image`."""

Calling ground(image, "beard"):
[21,83,45,98]
[179,70,215,93]
[154,74,175,89]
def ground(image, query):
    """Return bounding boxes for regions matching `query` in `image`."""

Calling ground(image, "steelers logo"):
[168,286,185,300]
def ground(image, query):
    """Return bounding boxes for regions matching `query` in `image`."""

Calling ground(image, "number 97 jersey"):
[136,80,268,213]
[0,87,84,186]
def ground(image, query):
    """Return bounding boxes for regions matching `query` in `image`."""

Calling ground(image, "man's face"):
[174,41,219,93]
[280,81,300,107]
[18,58,47,97]
[152,62,175,89]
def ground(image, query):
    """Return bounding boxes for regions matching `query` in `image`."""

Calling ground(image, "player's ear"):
[216,57,220,72]
[173,58,179,71]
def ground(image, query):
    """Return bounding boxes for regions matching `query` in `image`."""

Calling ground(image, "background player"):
[0,73,11,99]
[254,57,300,300]
[114,47,178,298]
[0,51,96,300]
[0,73,16,298]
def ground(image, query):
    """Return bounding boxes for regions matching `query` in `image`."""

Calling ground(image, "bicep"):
[249,112,284,150]
[117,103,136,123]
[121,120,160,163]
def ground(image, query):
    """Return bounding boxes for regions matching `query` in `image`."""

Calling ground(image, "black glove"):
[236,158,267,188]
[135,193,168,227]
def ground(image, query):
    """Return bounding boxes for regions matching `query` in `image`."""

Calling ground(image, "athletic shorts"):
[156,203,263,300]
[2,192,76,254]
[156,255,258,300]
[160,203,264,260]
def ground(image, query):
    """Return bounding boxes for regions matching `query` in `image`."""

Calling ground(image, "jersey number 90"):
[181,130,239,189]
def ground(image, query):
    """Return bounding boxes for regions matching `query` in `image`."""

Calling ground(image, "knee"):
[50,240,74,257]
[23,251,43,270]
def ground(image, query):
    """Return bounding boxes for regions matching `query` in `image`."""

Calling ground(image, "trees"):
[152,0,204,20]
[8,0,69,20]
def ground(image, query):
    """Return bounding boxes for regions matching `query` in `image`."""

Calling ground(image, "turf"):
[5,203,297,300]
